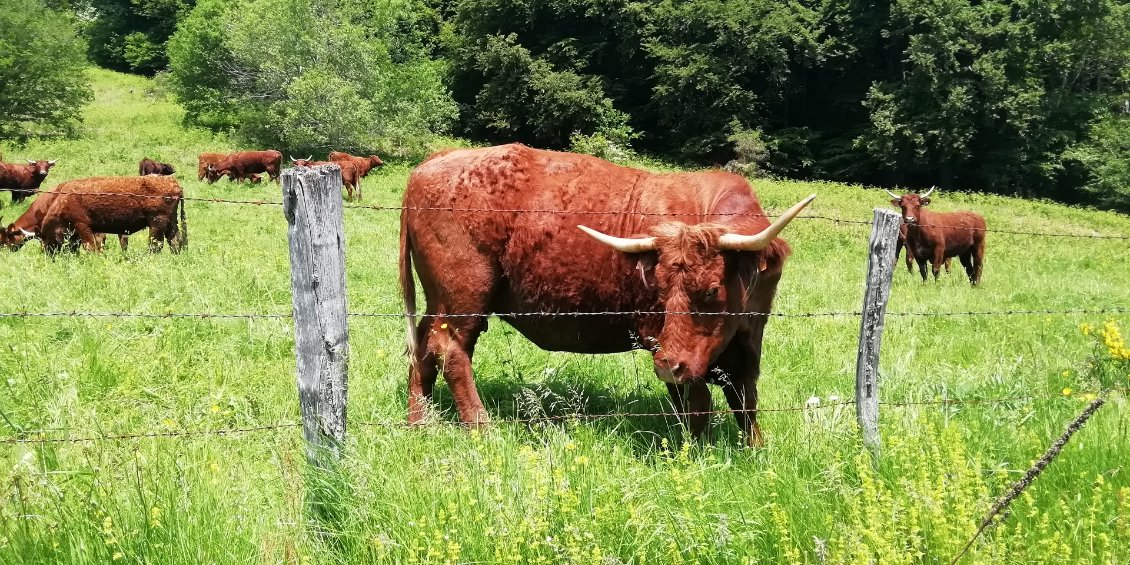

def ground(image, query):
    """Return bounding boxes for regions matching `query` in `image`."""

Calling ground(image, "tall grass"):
[1,68,1128,563]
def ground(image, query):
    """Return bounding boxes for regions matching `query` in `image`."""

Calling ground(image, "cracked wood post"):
[283,164,349,464]
[855,208,900,457]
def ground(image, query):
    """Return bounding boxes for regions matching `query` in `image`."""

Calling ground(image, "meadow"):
[1,68,1128,564]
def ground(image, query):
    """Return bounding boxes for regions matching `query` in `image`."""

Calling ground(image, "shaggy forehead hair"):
[651,222,730,262]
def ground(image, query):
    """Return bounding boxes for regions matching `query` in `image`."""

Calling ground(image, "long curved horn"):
[717,194,817,251]
[27,160,35,165]
[19,228,36,238]
[577,225,656,253]
[886,190,901,199]
[922,186,936,198]
[290,156,298,162]
[306,155,313,161]
[47,160,56,165]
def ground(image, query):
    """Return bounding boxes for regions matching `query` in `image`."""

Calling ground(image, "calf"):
[291,157,362,200]
[1,159,56,204]
[39,176,186,255]
[139,158,176,176]
[206,150,282,184]
[889,188,985,285]
[1,191,126,251]
[198,152,226,181]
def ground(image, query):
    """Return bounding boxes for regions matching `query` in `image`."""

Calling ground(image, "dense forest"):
[3,0,1128,208]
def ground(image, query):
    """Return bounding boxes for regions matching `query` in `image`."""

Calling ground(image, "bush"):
[722,124,770,178]
[1064,113,1130,211]
[168,0,456,156]
[0,0,93,140]
[84,0,193,75]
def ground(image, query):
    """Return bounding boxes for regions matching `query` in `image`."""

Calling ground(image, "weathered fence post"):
[855,208,901,456]
[282,164,349,464]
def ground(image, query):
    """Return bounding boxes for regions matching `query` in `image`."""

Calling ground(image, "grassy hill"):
[1,68,1128,563]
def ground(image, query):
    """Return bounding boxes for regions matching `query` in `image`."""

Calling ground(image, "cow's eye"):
[704,286,720,299]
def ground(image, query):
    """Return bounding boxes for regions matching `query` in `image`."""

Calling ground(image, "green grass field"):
[1,68,1129,564]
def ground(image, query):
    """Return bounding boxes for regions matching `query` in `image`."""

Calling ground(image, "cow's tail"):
[177,196,188,250]
[399,214,418,366]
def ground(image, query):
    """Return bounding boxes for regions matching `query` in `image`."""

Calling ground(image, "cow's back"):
[47,176,182,233]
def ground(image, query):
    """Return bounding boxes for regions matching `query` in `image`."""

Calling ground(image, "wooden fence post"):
[282,164,349,464]
[855,208,901,456]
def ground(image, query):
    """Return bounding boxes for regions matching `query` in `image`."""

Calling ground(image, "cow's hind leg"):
[958,251,974,283]
[407,315,441,424]
[917,258,928,282]
[148,219,168,253]
[429,312,491,425]
[972,236,985,286]
[666,382,712,442]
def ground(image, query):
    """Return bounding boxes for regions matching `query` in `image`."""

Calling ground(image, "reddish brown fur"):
[328,150,384,178]
[291,159,362,200]
[1,159,55,204]
[197,152,226,181]
[896,222,950,274]
[401,144,802,445]
[206,150,282,184]
[139,158,176,176]
[39,176,186,255]
[891,192,985,285]
[1,190,126,251]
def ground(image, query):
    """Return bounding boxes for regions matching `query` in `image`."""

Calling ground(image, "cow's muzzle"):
[653,354,689,384]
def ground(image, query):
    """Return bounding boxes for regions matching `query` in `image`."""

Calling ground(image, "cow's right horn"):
[19,228,35,238]
[578,225,656,253]
[27,160,36,165]
[718,194,816,252]
[290,156,298,162]
[921,186,936,197]
[886,190,901,199]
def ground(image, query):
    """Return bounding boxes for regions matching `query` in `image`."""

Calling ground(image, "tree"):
[85,0,195,75]
[169,0,456,155]
[0,0,93,140]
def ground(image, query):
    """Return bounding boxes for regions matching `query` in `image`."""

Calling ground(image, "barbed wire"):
[15,189,1129,239]
[1,306,1126,321]
[1,390,1110,445]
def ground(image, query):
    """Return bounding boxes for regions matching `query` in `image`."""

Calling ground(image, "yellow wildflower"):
[210,405,220,413]
[440,323,448,330]
[1080,323,1092,336]
[1062,388,1073,397]
[1062,370,1070,378]
[112,552,123,561]
[564,441,576,452]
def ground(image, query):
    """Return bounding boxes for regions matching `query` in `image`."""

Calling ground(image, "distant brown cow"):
[291,157,362,200]
[139,158,176,176]
[206,150,282,184]
[889,188,985,285]
[328,150,384,179]
[39,176,186,255]
[401,144,814,445]
[198,152,226,181]
[1,159,56,204]
[1,190,126,251]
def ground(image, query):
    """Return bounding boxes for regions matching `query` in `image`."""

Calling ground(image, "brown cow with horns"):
[400,144,814,446]
[889,187,985,285]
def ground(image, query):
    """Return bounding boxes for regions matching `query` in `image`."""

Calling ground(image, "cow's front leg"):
[666,381,711,442]
[932,248,945,281]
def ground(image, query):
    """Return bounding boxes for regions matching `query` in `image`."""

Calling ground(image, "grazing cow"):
[206,150,282,184]
[328,150,384,179]
[291,157,362,200]
[1,159,56,204]
[1,190,126,251]
[39,176,186,255]
[896,222,950,274]
[139,158,176,176]
[197,152,227,181]
[400,144,814,446]
[889,187,985,285]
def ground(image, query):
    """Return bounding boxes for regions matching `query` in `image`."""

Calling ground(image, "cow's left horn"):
[47,160,56,165]
[922,186,936,197]
[886,190,901,199]
[27,160,35,165]
[578,225,656,253]
[717,194,817,252]
[19,228,35,238]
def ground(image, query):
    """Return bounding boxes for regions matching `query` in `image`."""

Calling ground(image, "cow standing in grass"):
[896,222,950,274]
[39,176,186,255]
[1,189,127,251]
[1,159,55,204]
[329,150,384,179]
[400,143,814,446]
[198,152,226,181]
[291,157,362,200]
[889,187,985,285]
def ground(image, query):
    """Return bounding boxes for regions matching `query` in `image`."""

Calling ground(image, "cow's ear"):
[921,197,931,206]
[635,255,657,288]
[890,199,900,207]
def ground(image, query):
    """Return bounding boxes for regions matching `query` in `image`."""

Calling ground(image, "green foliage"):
[168,0,456,155]
[84,0,194,75]
[1065,113,1130,211]
[0,0,92,141]
[723,123,770,178]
